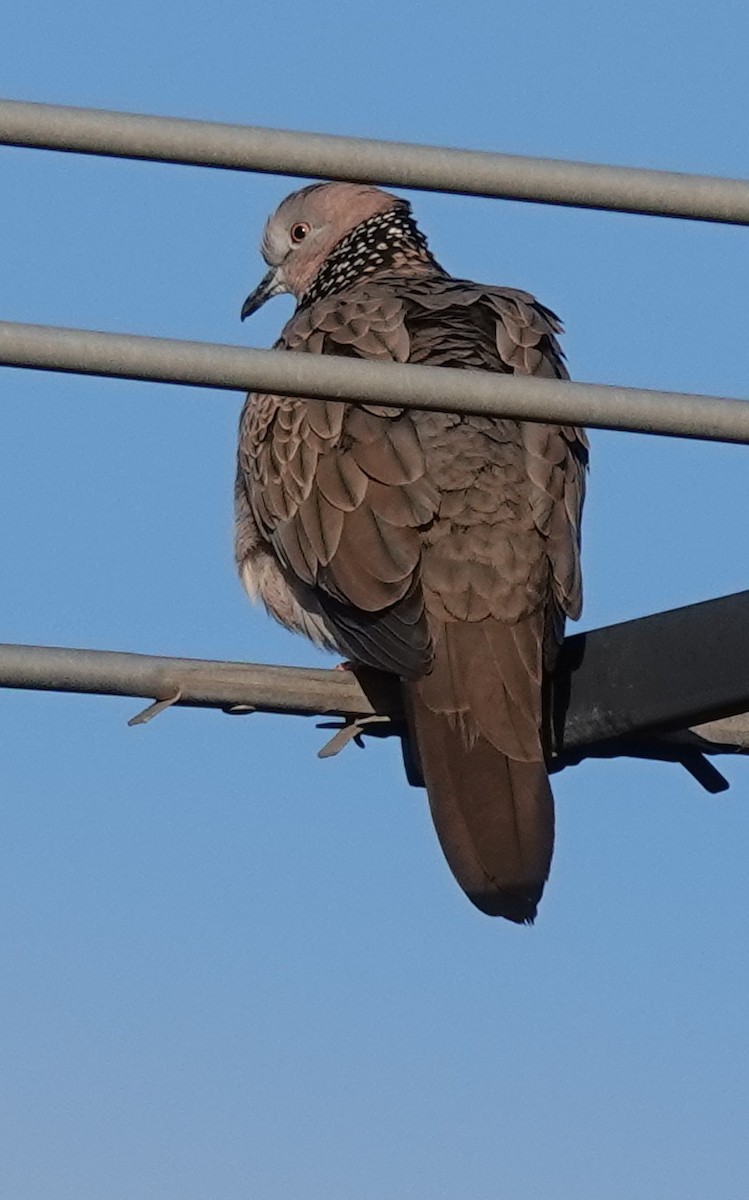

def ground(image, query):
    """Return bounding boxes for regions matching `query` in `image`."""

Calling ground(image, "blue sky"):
[1,2,748,1197]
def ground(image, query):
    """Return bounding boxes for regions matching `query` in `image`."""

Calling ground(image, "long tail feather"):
[405,617,554,922]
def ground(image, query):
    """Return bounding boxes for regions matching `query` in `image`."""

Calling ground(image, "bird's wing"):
[237,291,438,677]
[407,278,587,633]
[238,279,586,676]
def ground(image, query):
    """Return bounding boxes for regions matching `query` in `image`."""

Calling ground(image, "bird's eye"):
[290,222,310,243]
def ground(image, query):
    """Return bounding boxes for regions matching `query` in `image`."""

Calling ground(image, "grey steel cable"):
[1,320,748,444]
[0,642,385,718]
[1,98,749,224]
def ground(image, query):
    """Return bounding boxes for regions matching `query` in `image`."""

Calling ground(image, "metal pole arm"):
[1,593,748,789]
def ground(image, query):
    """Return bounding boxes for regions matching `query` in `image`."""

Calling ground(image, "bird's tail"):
[403,617,554,922]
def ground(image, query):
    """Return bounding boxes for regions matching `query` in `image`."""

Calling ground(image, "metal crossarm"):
[553,591,749,749]
[1,595,748,785]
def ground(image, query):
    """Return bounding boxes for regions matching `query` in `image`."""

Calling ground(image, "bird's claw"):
[317,714,392,758]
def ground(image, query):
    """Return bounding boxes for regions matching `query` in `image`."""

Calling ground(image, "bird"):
[235,181,587,922]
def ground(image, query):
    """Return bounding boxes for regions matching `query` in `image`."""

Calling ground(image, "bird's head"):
[240,181,417,319]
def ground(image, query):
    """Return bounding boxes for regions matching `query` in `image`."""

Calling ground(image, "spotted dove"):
[235,182,587,922]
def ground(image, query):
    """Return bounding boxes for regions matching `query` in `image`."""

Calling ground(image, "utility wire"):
[1,320,748,444]
[0,642,385,720]
[1,98,749,224]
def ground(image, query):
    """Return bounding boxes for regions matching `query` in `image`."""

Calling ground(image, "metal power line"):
[2,320,749,444]
[0,642,386,720]
[1,97,749,224]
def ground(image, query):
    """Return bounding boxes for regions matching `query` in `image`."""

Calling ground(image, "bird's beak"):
[240,267,288,321]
